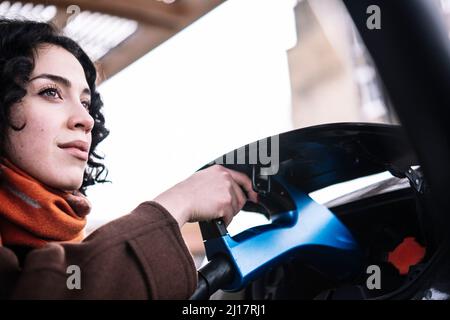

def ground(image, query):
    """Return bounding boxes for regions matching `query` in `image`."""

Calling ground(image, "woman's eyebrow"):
[29,73,91,95]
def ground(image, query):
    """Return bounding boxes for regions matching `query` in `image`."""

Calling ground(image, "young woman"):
[0,18,258,299]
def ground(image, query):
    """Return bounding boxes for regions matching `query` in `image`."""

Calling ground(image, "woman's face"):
[5,44,94,191]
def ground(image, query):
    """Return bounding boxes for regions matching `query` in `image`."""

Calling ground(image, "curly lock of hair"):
[0,18,110,194]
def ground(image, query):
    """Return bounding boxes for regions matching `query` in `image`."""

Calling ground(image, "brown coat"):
[0,201,198,299]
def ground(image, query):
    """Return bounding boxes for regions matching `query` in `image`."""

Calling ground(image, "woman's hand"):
[153,165,259,227]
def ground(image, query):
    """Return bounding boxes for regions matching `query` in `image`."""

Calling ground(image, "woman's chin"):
[45,177,83,192]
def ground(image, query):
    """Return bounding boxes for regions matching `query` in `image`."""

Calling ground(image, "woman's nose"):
[67,103,94,133]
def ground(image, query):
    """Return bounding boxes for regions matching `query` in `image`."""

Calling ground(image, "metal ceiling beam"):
[28,0,223,28]
[20,0,225,80]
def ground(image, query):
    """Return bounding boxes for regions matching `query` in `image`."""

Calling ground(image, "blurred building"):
[287,0,394,128]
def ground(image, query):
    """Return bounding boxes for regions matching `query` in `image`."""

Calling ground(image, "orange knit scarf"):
[0,158,91,248]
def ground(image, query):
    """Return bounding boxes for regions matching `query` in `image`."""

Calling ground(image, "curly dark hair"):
[0,18,110,194]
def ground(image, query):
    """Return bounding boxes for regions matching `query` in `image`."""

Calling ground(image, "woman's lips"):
[60,147,88,161]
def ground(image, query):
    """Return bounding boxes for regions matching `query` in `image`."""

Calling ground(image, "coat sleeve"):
[0,201,198,299]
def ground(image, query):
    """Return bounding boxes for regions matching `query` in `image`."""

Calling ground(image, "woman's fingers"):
[231,179,247,213]
[225,168,259,203]
[220,167,255,226]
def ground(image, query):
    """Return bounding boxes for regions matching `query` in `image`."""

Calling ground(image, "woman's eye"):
[39,88,61,99]
[82,101,91,110]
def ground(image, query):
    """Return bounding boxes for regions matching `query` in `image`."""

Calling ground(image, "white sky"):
[85,0,298,230]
